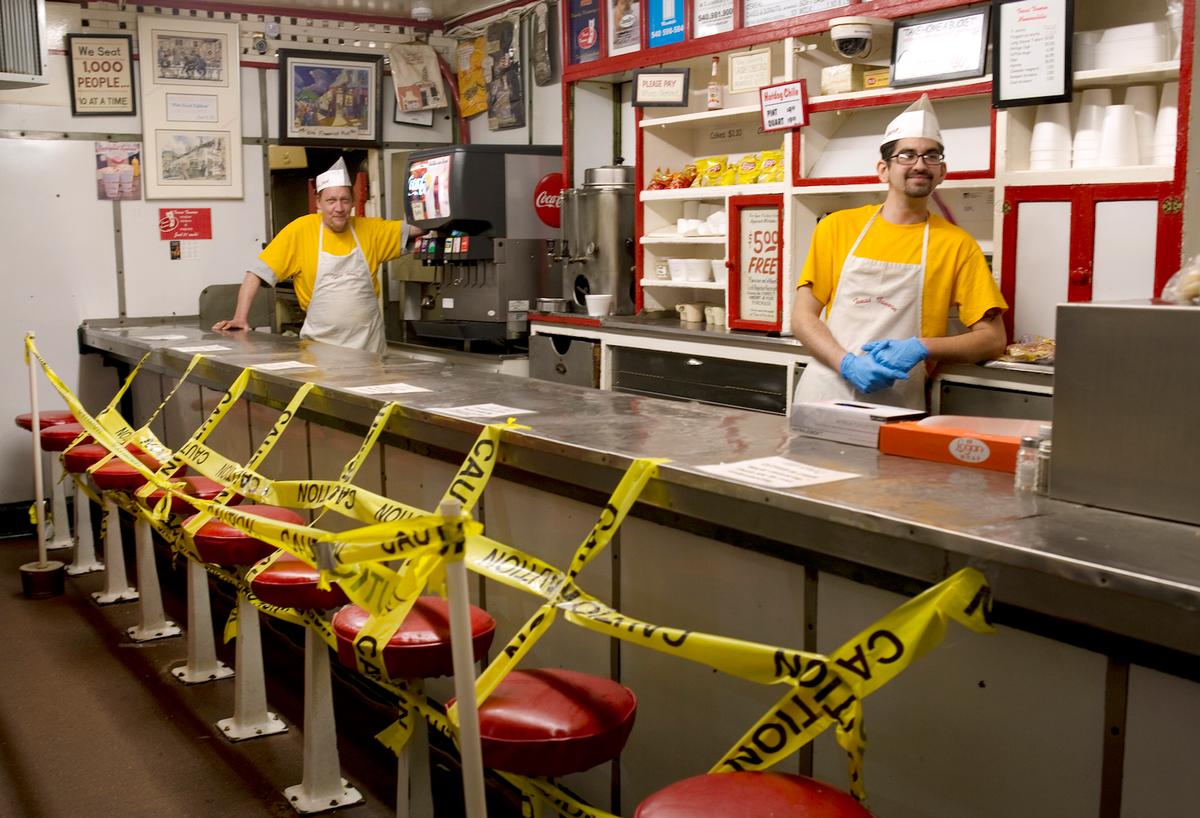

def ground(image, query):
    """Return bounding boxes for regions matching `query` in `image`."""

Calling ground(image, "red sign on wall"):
[533,172,564,228]
[158,208,212,240]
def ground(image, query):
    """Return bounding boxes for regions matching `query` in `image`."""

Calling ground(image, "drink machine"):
[398,145,562,343]
[560,165,636,314]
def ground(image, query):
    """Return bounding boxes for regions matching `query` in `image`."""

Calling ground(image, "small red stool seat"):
[142,475,238,516]
[185,505,303,566]
[16,410,76,431]
[461,667,637,777]
[333,598,495,680]
[62,443,112,473]
[90,452,166,492]
[250,554,348,610]
[41,423,93,452]
[635,772,874,818]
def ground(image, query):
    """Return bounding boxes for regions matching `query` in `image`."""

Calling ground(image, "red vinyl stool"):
[142,476,241,680]
[91,451,176,638]
[33,420,90,552]
[251,555,362,814]
[634,772,875,818]
[185,505,305,741]
[333,598,496,818]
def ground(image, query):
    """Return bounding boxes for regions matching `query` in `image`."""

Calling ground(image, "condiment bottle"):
[706,56,724,111]
[1014,436,1039,492]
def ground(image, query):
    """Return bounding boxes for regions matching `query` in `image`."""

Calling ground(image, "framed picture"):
[394,107,435,127]
[728,194,784,333]
[632,68,689,107]
[136,17,241,199]
[67,34,135,116]
[891,6,990,88]
[729,48,773,94]
[993,0,1073,108]
[607,0,641,57]
[279,50,383,146]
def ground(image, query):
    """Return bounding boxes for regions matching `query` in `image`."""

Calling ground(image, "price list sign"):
[994,0,1073,108]
[759,80,809,132]
[730,199,784,332]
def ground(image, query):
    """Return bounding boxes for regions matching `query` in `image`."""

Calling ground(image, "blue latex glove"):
[840,352,908,394]
[862,336,929,373]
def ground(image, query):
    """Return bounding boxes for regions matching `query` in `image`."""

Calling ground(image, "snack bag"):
[757,150,784,184]
[694,155,728,187]
[735,153,762,185]
[647,167,670,191]
[668,163,697,189]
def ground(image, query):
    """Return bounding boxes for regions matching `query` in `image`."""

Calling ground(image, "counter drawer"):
[612,347,788,414]
[529,334,600,388]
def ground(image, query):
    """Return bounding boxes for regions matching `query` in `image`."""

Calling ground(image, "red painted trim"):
[795,170,992,186]
[530,313,603,328]
[97,0,440,29]
[727,194,784,333]
[635,104,645,313]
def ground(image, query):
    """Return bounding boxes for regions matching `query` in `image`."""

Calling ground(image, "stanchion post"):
[439,500,487,818]
[21,332,64,598]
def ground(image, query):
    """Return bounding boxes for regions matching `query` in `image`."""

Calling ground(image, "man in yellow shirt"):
[213,157,422,353]
[790,95,1007,410]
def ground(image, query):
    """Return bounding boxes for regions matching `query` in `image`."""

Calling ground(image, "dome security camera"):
[829,16,893,64]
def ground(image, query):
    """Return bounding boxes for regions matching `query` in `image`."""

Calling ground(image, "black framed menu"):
[993,0,1074,108]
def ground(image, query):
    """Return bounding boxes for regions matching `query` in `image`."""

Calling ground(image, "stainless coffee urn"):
[560,165,636,315]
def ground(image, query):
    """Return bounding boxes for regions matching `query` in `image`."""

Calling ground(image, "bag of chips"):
[735,153,762,185]
[694,155,728,187]
[646,167,671,191]
[757,150,784,184]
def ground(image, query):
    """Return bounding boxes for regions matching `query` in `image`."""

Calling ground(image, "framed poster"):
[67,34,135,116]
[728,194,784,332]
[136,17,242,199]
[729,48,773,94]
[993,0,1073,108]
[744,0,848,28]
[648,0,686,48]
[279,50,382,145]
[632,69,690,107]
[891,6,990,88]
[608,0,641,56]
[694,0,734,39]
[569,0,601,63]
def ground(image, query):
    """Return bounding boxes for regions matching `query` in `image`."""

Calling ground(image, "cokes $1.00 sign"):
[534,172,564,228]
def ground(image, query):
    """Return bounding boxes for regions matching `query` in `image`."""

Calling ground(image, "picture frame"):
[66,34,136,116]
[728,48,773,94]
[136,17,242,199]
[993,0,1073,109]
[891,6,991,88]
[607,0,641,57]
[278,50,383,146]
[631,68,690,107]
[727,194,785,333]
[393,106,435,127]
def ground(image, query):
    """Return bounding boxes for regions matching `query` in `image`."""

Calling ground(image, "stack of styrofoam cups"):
[1124,86,1159,164]
[1153,81,1179,166]
[1073,88,1112,169]
[1073,31,1101,71]
[1029,103,1072,169]
[1095,21,1168,70]
[1098,104,1139,167]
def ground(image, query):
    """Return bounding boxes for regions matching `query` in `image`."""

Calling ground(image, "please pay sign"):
[759,80,809,132]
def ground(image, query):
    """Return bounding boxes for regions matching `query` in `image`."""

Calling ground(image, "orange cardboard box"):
[877,416,1046,473]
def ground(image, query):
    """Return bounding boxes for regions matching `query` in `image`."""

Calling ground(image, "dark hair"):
[881,139,945,161]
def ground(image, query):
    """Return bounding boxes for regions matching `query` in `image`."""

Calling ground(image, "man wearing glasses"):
[791,94,1007,410]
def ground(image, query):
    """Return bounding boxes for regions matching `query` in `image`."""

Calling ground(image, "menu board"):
[744,0,848,28]
[994,0,1072,108]
[735,205,782,329]
[407,154,451,222]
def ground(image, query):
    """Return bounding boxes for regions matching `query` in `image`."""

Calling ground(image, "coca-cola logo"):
[534,172,564,228]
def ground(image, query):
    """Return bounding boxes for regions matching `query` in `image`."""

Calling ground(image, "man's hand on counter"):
[212,318,249,332]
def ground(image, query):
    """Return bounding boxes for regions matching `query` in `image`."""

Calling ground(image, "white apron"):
[299,223,386,354]
[795,207,928,409]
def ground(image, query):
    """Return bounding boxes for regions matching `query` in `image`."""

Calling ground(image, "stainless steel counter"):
[78,319,1200,666]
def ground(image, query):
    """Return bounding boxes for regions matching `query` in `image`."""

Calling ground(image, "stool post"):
[27,353,47,567]
[92,495,138,605]
[284,626,363,813]
[396,680,433,818]
[47,457,73,550]
[126,518,181,642]
[66,478,103,575]
[217,590,287,741]
[172,560,234,684]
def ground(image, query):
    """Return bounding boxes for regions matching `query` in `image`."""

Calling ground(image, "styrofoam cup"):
[683,259,711,281]
[1123,85,1159,164]
[710,259,727,282]
[667,258,688,280]
[1098,105,1139,167]
[1153,81,1179,164]
[1031,103,1072,155]
[1073,31,1101,71]
[585,294,614,317]
[683,201,700,220]
[1074,88,1112,168]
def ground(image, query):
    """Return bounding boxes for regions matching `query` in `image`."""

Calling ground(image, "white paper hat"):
[316,157,351,192]
[881,94,942,147]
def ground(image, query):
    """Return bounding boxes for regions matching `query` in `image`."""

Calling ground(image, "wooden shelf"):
[639,104,763,129]
[808,76,992,109]
[640,279,726,289]
[1074,61,1180,88]
[1003,166,1173,187]
[641,235,727,244]
[641,183,784,202]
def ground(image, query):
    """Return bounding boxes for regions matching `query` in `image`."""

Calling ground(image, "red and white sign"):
[159,208,212,240]
[759,79,809,133]
[533,172,564,228]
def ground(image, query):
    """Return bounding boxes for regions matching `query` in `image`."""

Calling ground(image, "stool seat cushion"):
[332,598,496,680]
[89,451,166,492]
[251,554,348,610]
[635,772,874,818]
[142,475,237,516]
[40,423,93,452]
[184,504,303,566]
[62,443,112,473]
[16,410,76,431]
[464,668,637,778]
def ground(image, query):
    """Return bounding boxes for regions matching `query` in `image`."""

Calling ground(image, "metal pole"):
[27,333,47,567]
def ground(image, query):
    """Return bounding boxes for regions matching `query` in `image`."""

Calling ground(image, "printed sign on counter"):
[252,361,316,372]
[346,382,432,396]
[698,456,858,489]
[159,208,212,241]
[137,334,190,341]
[728,196,784,332]
[429,403,536,419]
[173,344,230,353]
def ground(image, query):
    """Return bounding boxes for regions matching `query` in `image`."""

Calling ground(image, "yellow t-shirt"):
[798,204,1007,338]
[258,214,404,310]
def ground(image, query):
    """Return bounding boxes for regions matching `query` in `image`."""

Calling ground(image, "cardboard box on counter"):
[878,416,1046,473]
[791,400,924,447]
[863,68,891,90]
[820,64,867,95]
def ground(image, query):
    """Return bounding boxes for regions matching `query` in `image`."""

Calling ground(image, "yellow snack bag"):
[694,155,728,187]
[758,150,784,184]
[735,153,762,185]
[717,166,738,186]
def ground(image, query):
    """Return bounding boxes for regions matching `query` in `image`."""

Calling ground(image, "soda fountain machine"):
[392,145,562,345]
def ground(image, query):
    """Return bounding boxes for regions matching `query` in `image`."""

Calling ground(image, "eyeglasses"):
[889,150,946,166]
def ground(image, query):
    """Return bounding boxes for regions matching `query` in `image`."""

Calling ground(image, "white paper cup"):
[117,164,134,184]
[1030,103,1073,164]
[710,259,727,282]
[1153,81,1179,164]
[704,306,726,325]
[585,294,614,317]
[667,258,688,281]
[1073,31,1101,71]
[1123,85,1159,164]
[1074,89,1112,168]
[683,259,712,281]
[1098,104,1139,167]
[682,201,700,220]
